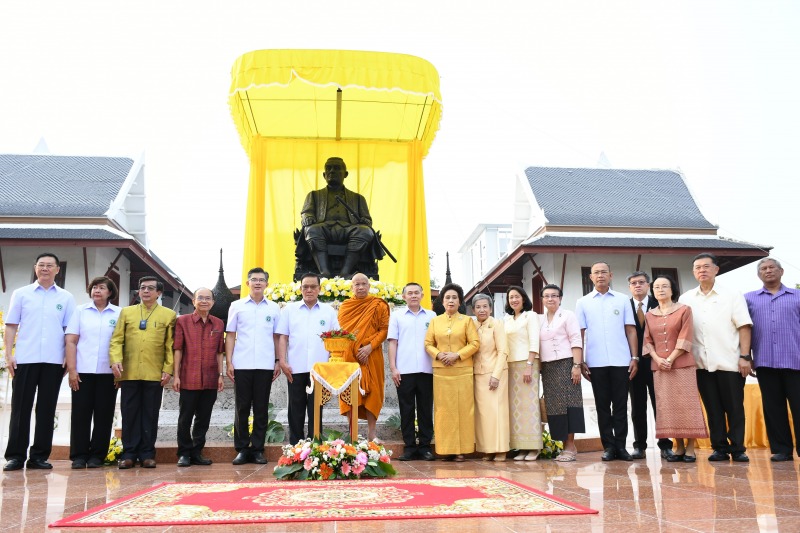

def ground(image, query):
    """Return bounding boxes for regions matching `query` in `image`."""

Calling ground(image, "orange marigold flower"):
[343,445,357,455]
[319,445,330,453]
[319,463,333,480]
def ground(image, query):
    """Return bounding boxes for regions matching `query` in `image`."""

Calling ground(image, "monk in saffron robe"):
[338,273,390,440]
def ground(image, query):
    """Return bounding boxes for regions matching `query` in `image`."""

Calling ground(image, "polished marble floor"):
[1,448,798,532]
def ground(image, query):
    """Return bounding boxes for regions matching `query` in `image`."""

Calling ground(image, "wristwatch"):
[631,357,640,362]
[739,354,753,362]
[526,361,534,366]
[572,363,582,368]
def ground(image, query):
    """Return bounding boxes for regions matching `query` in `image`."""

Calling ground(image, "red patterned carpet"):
[50,477,597,527]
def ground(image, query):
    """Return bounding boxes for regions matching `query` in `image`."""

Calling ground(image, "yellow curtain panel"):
[229,50,442,300]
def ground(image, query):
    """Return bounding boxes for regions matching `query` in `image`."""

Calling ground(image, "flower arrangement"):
[319,328,357,341]
[105,436,123,465]
[266,277,404,305]
[539,430,564,459]
[273,431,396,480]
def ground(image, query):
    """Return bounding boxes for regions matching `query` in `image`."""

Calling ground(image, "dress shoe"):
[398,451,417,461]
[191,455,213,466]
[252,452,268,464]
[771,452,793,462]
[87,458,104,468]
[118,459,135,469]
[26,458,53,470]
[71,459,87,469]
[708,450,730,462]
[232,452,250,465]
[682,454,697,463]
[420,451,436,461]
[616,449,633,461]
[3,459,24,471]
[601,447,616,461]
[731,452,749,463]
[661,449,675,459]
[141,458,157,468]
[667,453,685,463]
[454,454,465,462]
[630,448,646,460]
[177,456,192,467]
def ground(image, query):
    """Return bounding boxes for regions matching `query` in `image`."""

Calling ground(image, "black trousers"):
[396,372,434,454]
[233,369,272,453]
[629,359,673,451]
[590,366,630,450]
[756,367,800,456]
[177,388,218,457]
[287,372,322,444]
[4,363,64,461]
[696,369,746,453]
[119,380,163,461]
[70,373,118,462]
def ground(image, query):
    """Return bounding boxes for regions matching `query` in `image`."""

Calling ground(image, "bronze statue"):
[294,157,386,280]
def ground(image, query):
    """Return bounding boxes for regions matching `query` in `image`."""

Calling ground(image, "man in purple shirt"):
[745,258,800,462]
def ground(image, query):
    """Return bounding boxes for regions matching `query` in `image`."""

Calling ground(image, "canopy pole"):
[336,88,342,140]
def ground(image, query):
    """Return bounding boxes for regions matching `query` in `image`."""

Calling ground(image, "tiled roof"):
[522,234,769,251]
[523,167,717,229]
[0,227,131,240]
[0,154,133,216]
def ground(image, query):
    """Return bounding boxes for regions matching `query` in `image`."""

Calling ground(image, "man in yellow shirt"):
[110,276,176,469]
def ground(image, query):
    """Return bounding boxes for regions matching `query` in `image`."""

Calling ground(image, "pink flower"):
[341,462,351,476]
[379,454,391,463]
[304,457,314,470]
[353,463,365,475]
[356,452,368,465]
[300,448,310,460]
[329,448,339,457]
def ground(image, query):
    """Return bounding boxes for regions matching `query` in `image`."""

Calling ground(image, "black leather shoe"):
[87,458,104,468]
[630,448,646,460]
[252,452,268,464]
[732,452,749,463]
[177,456,192,467]
[142,458,157,468]
[616,449,633,461]
[771,453,793,462]
[601,447,616,461]
[191,455,213,466]
[398,451,416,461]
[708,450,730,462]
[118,459,135,469]
[3,459,24,471]
[71,459,87,469]
[26,458,53,470]
[232,452,250,465]
[682,454,697,463]
[421,451,435,461]
[667,453,685,462]
[661,449,675,459]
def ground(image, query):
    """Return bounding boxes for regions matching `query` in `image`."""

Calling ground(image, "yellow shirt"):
[504,311,540,363]
[424,312,479,368]
[109,304,176,380]
[473,316,509,379]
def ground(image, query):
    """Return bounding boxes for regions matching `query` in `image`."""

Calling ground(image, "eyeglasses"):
[542,295,561,299]
[249,278,267,283]
[195,296,213,302]
[35,263,58,269]
[629,280,648,286]
[139,285,158,291]
[591,270,609,275]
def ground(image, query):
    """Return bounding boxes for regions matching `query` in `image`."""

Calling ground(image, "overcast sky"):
[2,1,798,292]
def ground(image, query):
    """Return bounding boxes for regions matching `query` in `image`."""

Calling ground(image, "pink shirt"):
[539,308,582,362]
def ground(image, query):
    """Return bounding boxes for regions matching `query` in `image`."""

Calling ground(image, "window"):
[581,267,593,295]
[651,267,680,294]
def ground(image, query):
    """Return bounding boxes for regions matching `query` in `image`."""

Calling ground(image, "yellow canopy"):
[229,50,442,300]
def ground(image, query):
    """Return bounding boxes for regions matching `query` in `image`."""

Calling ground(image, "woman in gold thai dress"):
[471,293,510,461]
[503,285,542,460]
[425,283,480,461]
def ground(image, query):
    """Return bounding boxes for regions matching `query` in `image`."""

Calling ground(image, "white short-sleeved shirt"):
[66,302,121,374]
[226,295,281,370]
[275,300,339,373]
[6,282,76,364]
[388,306,436,374]
[576,289,635,368]
[679,283,753,372]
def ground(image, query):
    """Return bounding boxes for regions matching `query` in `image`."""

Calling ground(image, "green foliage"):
[225,402,285,442]
[385,413,402,431]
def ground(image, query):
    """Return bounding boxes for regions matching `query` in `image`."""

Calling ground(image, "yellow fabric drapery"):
[229,50,442,299]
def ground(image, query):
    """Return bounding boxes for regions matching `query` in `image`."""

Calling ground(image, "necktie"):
[637,301,645,325]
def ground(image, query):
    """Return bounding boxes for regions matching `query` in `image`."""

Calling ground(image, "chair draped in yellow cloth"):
[228,50,442,302]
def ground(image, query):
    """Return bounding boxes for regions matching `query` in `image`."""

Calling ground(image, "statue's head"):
[323,157,348,189]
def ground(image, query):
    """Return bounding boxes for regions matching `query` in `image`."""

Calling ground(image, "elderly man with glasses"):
[110,276,177,469]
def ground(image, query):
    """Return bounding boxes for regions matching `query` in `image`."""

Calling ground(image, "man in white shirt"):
[225,267,281,465]
[388,283,437,461]
[679,252,753,462]
[276,273,339,443]
[575,261,638,462]
[3,252,76,471]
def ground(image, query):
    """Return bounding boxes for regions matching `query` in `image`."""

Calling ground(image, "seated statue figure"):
[296,157,384,279]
